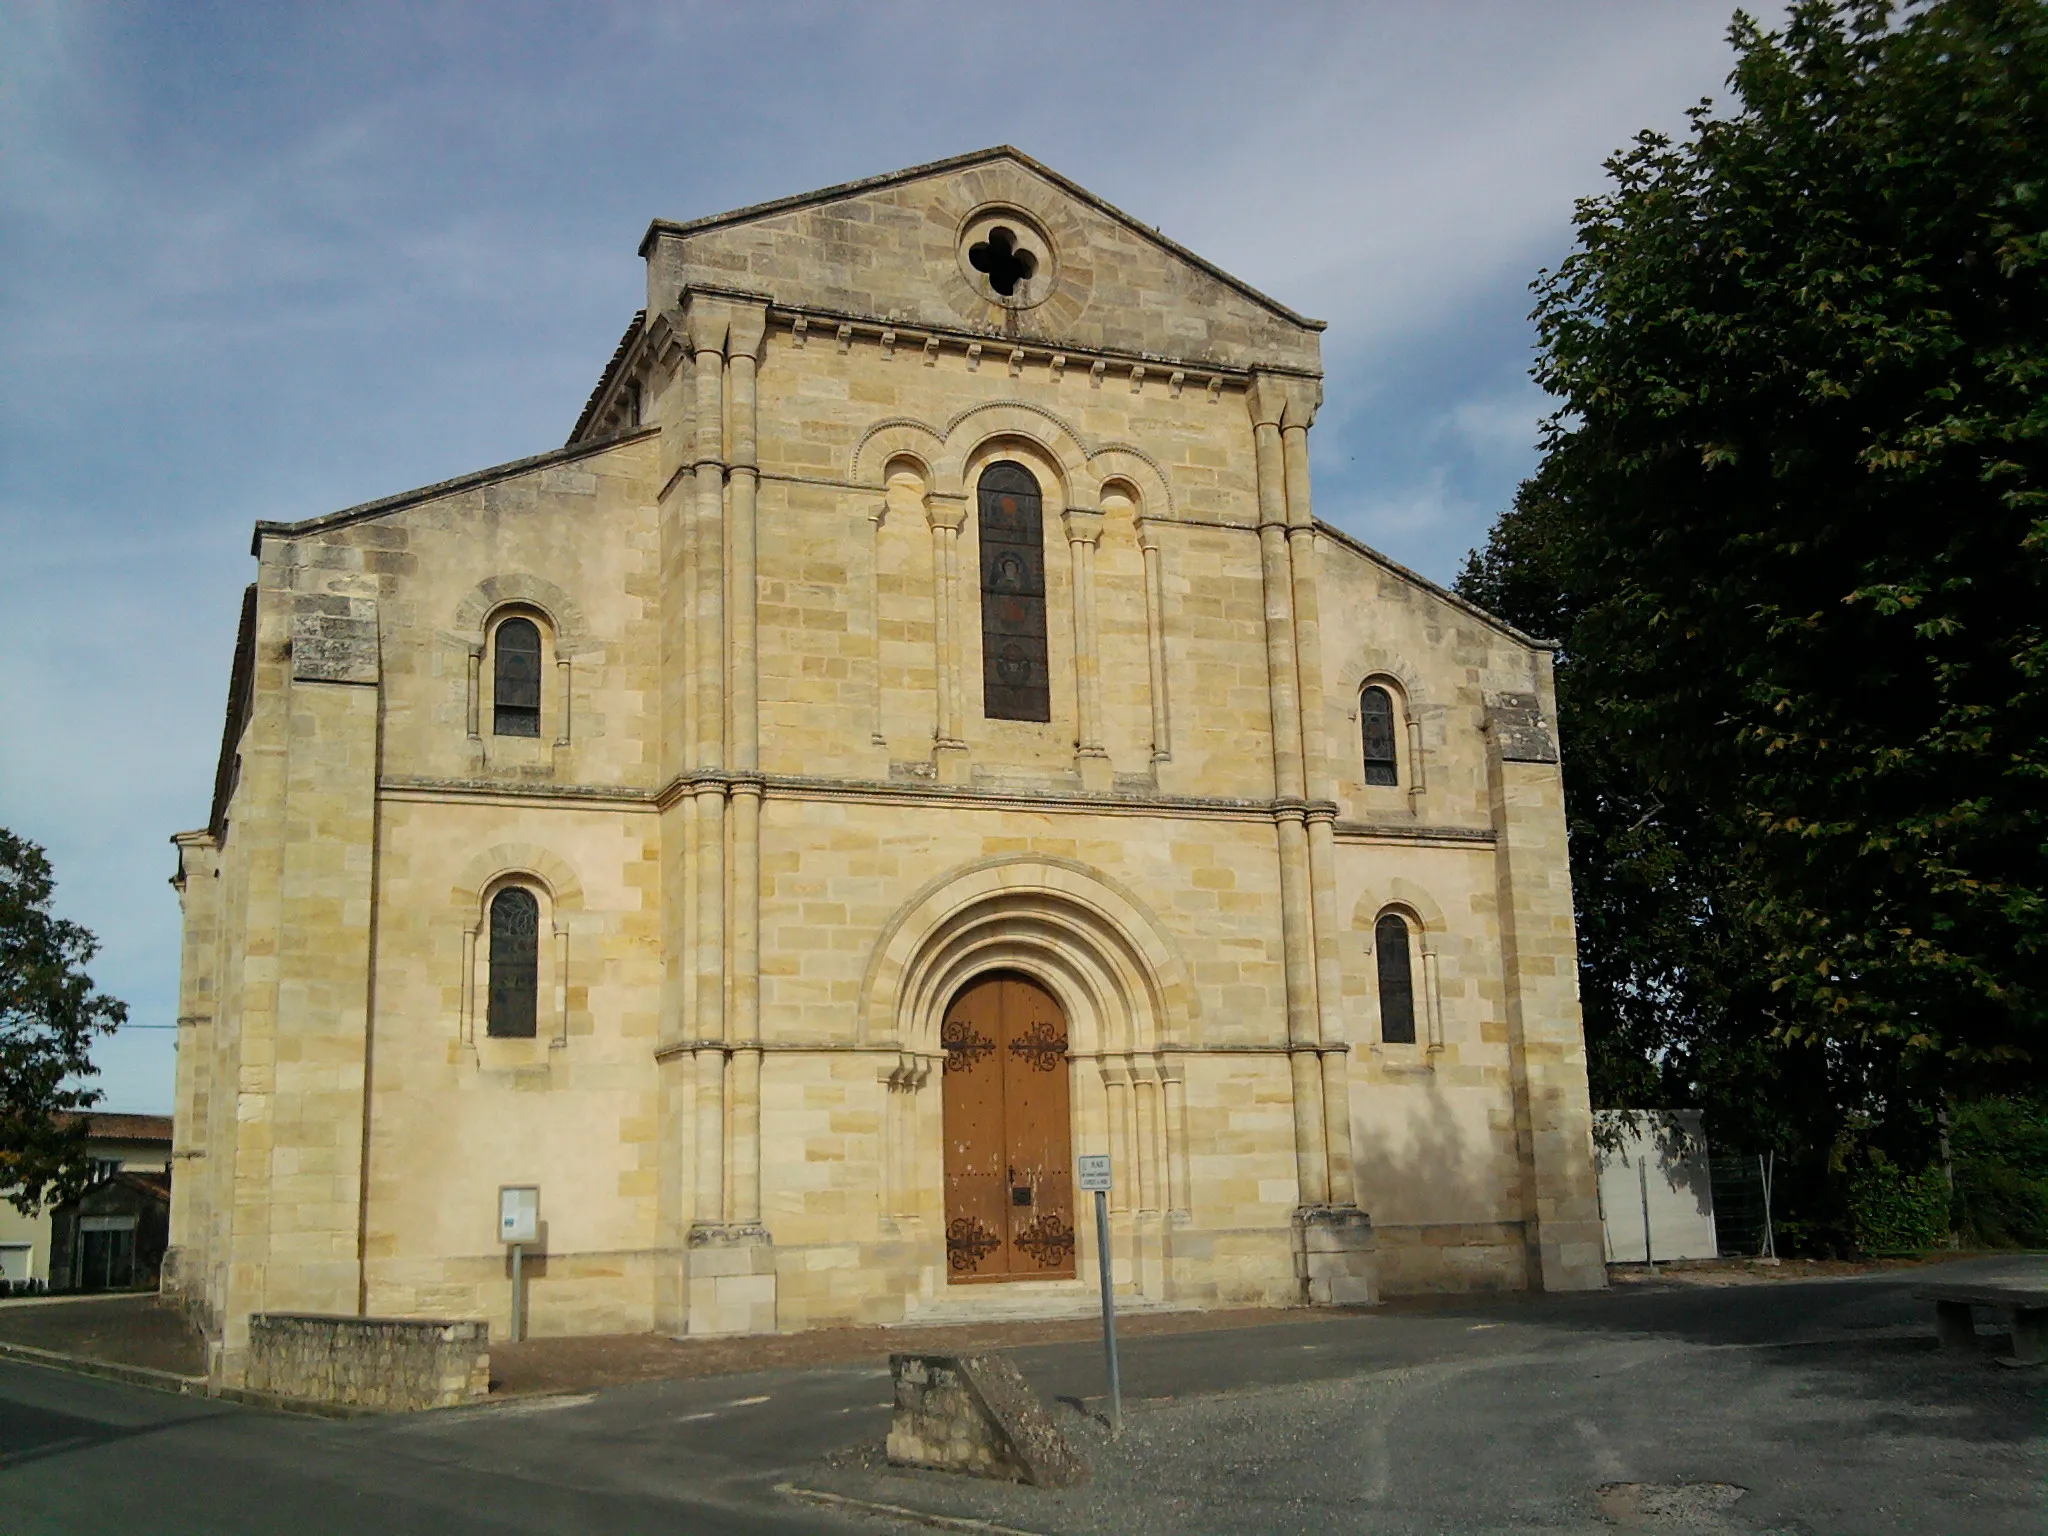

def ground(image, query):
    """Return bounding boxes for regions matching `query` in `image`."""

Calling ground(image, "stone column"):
[926,495,968,779]
[1258,373,1377,1305]
[1137,519,1172,762]
[1279,386,1357,1210]
[1248,378,1327,1208]
[684,300,728,1254]
[649,314,699,1334]
[1134,1059,1165,1297]
[1485,669,1607,1291]
[869,501,888,746]
[683,292,777,1334]
[1159,1056,1190,1218]
[1063,506,1110,791]
[1101,1059,1133,1218]
[725,304,767,1232]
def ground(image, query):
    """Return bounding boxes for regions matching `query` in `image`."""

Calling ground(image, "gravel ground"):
[795,1278,2044,1535]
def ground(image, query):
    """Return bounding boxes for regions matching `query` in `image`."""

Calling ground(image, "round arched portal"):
[940,971,1076,1284]
[861,858,1201,1302]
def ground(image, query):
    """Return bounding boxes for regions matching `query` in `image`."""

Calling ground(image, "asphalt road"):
[1,1262,2041,1535]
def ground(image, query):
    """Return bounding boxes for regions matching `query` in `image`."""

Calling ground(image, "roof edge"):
[639,146,1327,333]
[1314,518,1559,652]
[250,427,660,555]
[567,311,647,446]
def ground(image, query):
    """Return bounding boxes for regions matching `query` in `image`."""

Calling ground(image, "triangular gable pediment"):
[640,147,1323,375]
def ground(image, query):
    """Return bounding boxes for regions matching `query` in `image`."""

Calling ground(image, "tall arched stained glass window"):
[1375,912,1417,1045]
[977,462,1050,722]
[487,887,540,1038]
[493,617,542,737]
[1361,685,1399,786]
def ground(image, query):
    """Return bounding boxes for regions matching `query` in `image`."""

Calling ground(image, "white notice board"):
[499,1185,539,1245]
[1077,1155,1112,1192]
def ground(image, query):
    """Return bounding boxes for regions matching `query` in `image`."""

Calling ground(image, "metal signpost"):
[499,1185,539,1342]
[1077,1153,1120,1434]
[1637,1159,1656,1272]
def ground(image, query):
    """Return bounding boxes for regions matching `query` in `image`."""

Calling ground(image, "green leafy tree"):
[1,829,126,1213]
[1461,0,2048,1211]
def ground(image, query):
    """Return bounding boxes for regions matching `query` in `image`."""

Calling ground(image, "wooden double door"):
[941,973,1077,1282]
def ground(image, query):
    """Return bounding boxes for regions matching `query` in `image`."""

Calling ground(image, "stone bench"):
[1917,1282,2047,1368]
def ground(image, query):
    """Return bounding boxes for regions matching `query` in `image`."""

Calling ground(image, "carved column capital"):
[1247,371,1322,432]
[725,301,768,364]
[682,296,728,357]
[1061,507,1104,546]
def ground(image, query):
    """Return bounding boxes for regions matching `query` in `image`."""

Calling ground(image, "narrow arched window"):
[978,462,1050,722]
[487,887,540,1038]
[1376,912,1417,1044]
[1361,685,1399,786]
[493,618,542,737]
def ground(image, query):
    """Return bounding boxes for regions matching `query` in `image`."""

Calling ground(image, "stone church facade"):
[165,149,1603,1377]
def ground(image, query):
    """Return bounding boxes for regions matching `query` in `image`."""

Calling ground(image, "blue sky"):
[0,2,1760,1113]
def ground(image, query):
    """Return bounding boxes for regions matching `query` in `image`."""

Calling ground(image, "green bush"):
[1951,1097,2048,1249]
[1848,1162,1951,1254]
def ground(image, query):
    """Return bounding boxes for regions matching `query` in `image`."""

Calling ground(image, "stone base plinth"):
[1293,1204,1378,1307]
[686,1224,777,1335]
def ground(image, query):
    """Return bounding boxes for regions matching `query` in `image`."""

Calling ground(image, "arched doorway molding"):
[864,858,1195,1300]
[859,854,1198,1056]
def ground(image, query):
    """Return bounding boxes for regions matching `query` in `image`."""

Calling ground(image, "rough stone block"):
[886,1352,1086,1487]
[290,595,380,685]
[1484,691,1558,763]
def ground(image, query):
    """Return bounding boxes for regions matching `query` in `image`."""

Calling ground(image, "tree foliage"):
[1460,0,2048,1203]
[0,829,126,1214]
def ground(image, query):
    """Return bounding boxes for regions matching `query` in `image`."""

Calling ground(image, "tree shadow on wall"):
[1596,1109,1715,1224]
[1347,1074,1523,1288]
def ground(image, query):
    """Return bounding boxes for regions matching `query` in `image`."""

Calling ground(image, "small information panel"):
[499,1185,539,1246]
[1077,1154,1112,1193]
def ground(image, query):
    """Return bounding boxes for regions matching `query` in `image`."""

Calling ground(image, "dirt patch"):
[0,1294,205,1376]
[1596,1481,1746,1527]
[488,1305,1325,1397]
[1607,1253,1995,1287]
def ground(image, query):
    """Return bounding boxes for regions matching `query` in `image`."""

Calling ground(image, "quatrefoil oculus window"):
[956,208,1055,310]
[969,226,1037,297]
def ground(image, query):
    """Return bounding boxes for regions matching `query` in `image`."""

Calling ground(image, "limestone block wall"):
[643,154,1323,377]
[734,316,1280,801]
[358,798,664,1338]
[353,433,663,794]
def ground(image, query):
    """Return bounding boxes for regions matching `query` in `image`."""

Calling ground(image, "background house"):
[0,1112,173,1292]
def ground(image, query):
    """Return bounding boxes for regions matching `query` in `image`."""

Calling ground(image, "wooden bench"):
[1917,1281,2048,1367]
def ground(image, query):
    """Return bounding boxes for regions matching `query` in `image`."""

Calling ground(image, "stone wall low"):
[245,1313,489,1411]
